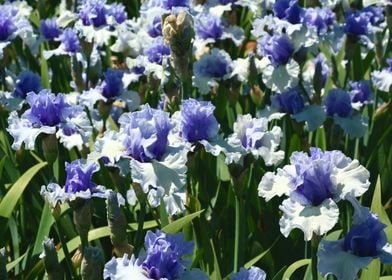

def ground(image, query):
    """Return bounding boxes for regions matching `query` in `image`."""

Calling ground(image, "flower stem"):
[55,221,77,279]
[135,200,147,256]
[311,236,320,280]
[234,191,241,273]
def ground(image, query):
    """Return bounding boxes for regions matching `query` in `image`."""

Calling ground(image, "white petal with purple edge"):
[332,159,370,200]
[7,111,56,150]
[258,168,292,201]
[279,198,339,241]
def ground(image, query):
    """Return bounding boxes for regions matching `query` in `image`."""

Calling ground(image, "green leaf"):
[58,220,157,261]
[244,236,280,268]
[315,127,326,150]
[162,210,204,235]
[32,203,55,256]
[6,252,27,272]
[360,259,380,280]
[159,200,169,228]
[380,276,392,280]
[0,162,47,218]
[216,154,230,182]
[371,176,392,234]
[40,45,49,88]
[325,230,342,241]
[209,238,222,280]
[288,134,301,158]
[272,266,287,280]
[282,259,311,280]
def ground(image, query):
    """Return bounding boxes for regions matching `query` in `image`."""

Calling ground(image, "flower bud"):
[42,238,64,280]
[42,134,58,165]
[81,247,104,280]
[71,200,91,248]
[106,191,133,257]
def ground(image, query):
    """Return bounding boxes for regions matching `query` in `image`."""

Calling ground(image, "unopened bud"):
[106,191,133,257]
[70,200,91,249]
[81,247,104,280]
[42,238,64,280]
[42,134,58,165]
[163,11,194,57]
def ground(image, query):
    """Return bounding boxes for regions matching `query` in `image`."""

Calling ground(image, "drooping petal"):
[279,198,339,241]
[317,239,372,280]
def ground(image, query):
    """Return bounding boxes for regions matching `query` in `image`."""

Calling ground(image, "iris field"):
[0,0,391,279]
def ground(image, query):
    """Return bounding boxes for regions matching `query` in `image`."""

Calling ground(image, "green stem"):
[135,201,147,256]
[311,236,320,280]
[55,221,77,279]
[234,191,241,273]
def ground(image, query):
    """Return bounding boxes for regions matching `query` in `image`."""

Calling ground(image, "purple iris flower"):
[324,89,352,118]
[193,49,232,79]
[289,148,340,206]
[110,3,127,24]
[273,0,303,24]
[24,90,69,127]
[79,0,108,27]
[148,16,162,38]
[121,104,173,162]
[101,69,124,99]
[343,213,387,257]
[64,160,99,194]
[314,54,330,87]
[195,14,224,40]
[162,0,189,10]
[60,28,81,53]
[349,80,373,104]
[40,19,61,40]
[144,38,170,64]
[0,8,16,42]
[180,99,220,142]
[271,87,305,114]
[13,71,42,99]
[303,7,335,34]
[363,6,385,26]
[258,34,294,66]
[345,11,369,37]
[142,230,194,280]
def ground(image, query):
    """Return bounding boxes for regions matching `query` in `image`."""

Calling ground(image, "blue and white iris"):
[258,148,370,240]
[193,48,233,94]
[40,160,109,207]
[318,198,392,279]
[7,89,92,151]
[104,230,208,280]
[88,104,188,215]
[224,114,284,165]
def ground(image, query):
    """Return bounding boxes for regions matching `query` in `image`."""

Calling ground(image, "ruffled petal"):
[279,198,339,241]
[332,159,370,200]
[258,168,293,201]
[7,111,56,150]
[130,146,188,214]
[262,59,300,93]
[103,254,150,280]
